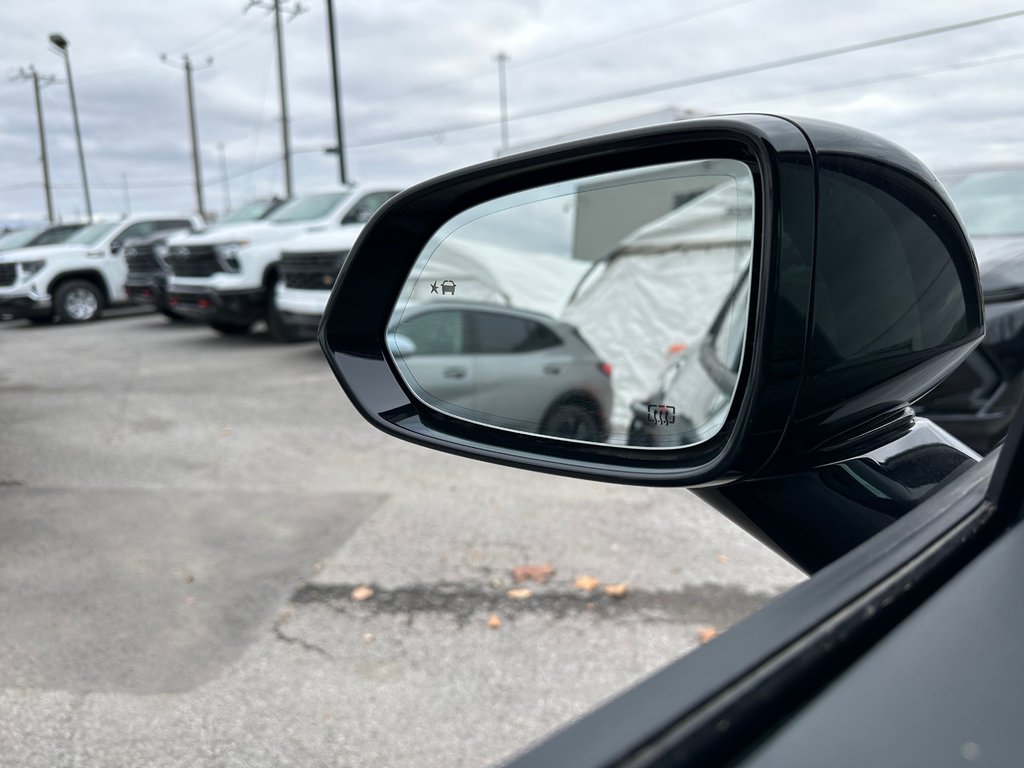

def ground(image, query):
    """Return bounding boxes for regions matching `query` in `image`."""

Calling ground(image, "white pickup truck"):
[273,228,365,340]
[0,213,200,323]
[165,186,398,339]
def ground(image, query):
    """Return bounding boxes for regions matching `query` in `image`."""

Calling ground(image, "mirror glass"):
[387,158,755,448]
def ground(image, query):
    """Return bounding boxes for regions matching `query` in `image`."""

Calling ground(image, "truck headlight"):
[214,241,249,272]
[20,260,45,277]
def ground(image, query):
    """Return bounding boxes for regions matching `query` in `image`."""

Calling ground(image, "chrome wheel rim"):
[65,288,99,321]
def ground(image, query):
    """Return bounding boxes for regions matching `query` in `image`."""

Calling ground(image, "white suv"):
[165,186,398,339]
[0,213,199,323]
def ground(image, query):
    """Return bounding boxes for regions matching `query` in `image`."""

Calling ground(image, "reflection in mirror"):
[387,159,755,448]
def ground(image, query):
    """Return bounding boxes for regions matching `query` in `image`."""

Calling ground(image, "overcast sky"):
[2,0,1024,223]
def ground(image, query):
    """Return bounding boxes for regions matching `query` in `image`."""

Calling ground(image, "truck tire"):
[209,320,252,335]
[55,279,103,323]
[267,298,307,342]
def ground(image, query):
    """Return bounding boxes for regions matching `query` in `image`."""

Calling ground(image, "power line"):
[357,0,761,108]
[343,9,1024,149]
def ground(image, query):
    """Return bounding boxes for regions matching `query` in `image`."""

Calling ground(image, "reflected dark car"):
[628,277,748,447]
[914,166,1024,453]
[391,301,613,442]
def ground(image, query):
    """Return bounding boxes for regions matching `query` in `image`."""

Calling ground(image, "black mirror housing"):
[319,114,982,486]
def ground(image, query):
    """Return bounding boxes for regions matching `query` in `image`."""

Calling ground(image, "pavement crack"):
[289,581,780,628]
[273,620,332,658]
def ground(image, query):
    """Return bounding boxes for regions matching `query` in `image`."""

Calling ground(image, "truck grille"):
[0,263,15,286]
[167,246,219,277]
[125,246,161,274]
[280,250,347,291]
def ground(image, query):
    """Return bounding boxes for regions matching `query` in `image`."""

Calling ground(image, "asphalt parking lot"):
[0,311,803,768]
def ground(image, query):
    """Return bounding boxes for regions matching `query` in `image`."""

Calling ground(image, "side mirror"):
[319,115,983,489]
[111,240,123,252]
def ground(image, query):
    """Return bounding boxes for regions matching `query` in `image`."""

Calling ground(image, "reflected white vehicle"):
[389,301,613,442]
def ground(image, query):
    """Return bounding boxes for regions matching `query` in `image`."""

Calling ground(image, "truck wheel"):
[159,307,188,322]
[209,320,252,335]
[55,279,103,323]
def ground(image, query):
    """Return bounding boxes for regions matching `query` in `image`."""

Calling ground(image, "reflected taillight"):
[598,363,612,376]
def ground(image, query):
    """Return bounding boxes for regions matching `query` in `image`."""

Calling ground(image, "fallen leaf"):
[716,554,730,564]
[698,627,718,644]
[506,588,532,600]
[487,613,502,629]
[603,582,629,598]
[351,585,374,602]
[574,575,600,592]
[363,633,376,643]
[512,564,554,583]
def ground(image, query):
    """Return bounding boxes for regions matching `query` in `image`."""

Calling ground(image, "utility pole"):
[122,172,132,215]
[218,142,231,215]
[48,33,92,222]
[246,0,306,199]
[161,53,213,220]
[495,52,510,155]
[16,66,57,223]
[324,0,347,184]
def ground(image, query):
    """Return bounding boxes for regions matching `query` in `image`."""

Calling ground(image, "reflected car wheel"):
[540,401,602,442]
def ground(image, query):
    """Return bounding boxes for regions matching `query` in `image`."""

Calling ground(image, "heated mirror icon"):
[647,404,676,426]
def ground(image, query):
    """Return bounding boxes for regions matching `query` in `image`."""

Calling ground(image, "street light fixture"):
[49,32,93,222]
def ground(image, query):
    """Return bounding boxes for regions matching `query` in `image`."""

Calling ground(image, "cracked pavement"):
[0,314,803,767]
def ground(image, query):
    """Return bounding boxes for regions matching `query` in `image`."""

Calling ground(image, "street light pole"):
[49,33,92,222]
[17,66,57,223]
[324,0,347,185]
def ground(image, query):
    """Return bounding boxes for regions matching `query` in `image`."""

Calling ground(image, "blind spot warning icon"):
[441,280,457,295]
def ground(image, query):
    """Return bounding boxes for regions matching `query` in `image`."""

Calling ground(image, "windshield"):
[219,200,278,225]
[0,226,46,250]
[266,192,349,224]
[946,170,1024,237]
[62,222,120,246]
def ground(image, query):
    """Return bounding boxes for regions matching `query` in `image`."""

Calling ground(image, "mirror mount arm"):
[694,419,980,573]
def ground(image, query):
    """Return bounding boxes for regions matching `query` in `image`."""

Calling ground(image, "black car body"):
[914,167,1024,454]
[316,114,1024,766]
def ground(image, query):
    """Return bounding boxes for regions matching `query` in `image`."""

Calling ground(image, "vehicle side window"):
[154,220,194,233]
[468,313,562,354]
[116,222,158,244]
[399,311,464,355]
[341,192,397,225]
